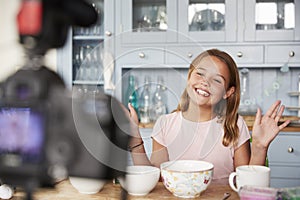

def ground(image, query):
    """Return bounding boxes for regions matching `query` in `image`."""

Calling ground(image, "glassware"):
[125,75,139,115]
[133,0,167,32]
[138,76,152,124]
[238,68,258,115]
[188,1,225,32]
[151,76,167,122]
[255,0,295,30]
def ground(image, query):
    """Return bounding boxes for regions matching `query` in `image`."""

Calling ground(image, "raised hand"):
[252,100,290,150]
[127,103,141,139]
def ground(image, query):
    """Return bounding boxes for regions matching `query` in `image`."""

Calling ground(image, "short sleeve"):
[151,115,167,146]
[235,116,251,149]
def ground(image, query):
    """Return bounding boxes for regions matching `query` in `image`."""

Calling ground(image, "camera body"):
[0,67,129,190]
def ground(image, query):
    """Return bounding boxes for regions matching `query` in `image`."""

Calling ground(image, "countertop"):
[242,115,300,132]
[12,179,239,200]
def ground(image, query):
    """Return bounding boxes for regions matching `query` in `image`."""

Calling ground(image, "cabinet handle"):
[287,147,294,153]
[105,31,112,37]
[237,52,243,58]
[187,52,193,58]
[289,51,295,57]
[139,52,145,58]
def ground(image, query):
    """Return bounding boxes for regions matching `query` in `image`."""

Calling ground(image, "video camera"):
[0,66,130,199]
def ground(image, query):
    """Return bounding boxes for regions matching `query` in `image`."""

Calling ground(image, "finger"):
[270,104,280,119]
[278,120,291,130]
[274,105,285,122]
[265,100,281,118]
[128,103,138,119]
[254,107,262,126]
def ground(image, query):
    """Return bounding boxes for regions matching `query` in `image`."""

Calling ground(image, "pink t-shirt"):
[151,112,250,180]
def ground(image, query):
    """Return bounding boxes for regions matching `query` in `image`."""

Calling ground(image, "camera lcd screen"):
[0,107,45,164]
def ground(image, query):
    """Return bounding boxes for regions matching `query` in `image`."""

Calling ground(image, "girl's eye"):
[213,78,224,84]
[197,72,204,77]
[214,79,222,83]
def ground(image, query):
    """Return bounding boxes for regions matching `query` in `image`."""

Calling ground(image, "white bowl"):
[69,176,106,194]
[118,165,160,196]
[160,160,214,198]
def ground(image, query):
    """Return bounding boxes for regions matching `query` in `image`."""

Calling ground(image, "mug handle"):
[228,172,239,192]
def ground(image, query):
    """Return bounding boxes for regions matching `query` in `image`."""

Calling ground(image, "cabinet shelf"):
[73,80,104,85]
[73,35,105,40]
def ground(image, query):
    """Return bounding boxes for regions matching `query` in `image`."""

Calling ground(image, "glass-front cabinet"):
[244,0,300,41]
[178,0,237,42]
[119,0,177,44]
[57,0,115,90]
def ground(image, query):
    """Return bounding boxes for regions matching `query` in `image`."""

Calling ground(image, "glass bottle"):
[125,75,139,114]
[138,76,152,124]
[238,68,258,115]
[151,76,167,122]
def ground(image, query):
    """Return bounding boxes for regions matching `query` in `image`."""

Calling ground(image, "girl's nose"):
[200,76,210,87]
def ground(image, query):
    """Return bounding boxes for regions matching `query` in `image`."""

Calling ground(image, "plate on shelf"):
[288,92,300,96]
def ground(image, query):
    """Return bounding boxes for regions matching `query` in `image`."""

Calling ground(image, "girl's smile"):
[187,55,231,107]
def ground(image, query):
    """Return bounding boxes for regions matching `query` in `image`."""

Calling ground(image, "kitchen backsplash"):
[121,67,300,116]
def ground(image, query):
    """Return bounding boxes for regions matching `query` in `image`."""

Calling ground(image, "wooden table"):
[12,179,239,200]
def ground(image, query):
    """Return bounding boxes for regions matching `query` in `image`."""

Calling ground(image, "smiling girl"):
[128,49,290,179]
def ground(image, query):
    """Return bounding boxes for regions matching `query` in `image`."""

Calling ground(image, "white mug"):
[229,165,270,192]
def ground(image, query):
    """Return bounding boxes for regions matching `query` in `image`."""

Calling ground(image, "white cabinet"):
[57,0,115,89]
[268,132,300,188]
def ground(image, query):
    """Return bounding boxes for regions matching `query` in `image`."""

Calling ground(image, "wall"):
[0,0,57,82]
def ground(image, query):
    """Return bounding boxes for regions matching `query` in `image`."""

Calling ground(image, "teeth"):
[196,89,210,97]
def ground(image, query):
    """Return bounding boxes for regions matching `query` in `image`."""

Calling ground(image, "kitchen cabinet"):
[244,0,300,42]
[265,44,300,67]
[178,0,237,43]
[118,0,177,44]
[165,45,264,66]
[57,0,115,89]
[268,132,300,188]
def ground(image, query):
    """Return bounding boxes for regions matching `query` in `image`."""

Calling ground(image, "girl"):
[128,49,290,179]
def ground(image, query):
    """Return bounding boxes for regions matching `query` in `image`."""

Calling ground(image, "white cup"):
[229,165,270,192]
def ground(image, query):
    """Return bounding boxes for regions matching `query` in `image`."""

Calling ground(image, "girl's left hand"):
[252,100,290,150]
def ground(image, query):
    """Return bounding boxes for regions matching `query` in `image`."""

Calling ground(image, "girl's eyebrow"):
[196,67,226,82]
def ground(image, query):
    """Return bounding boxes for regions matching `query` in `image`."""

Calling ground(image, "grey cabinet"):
[178,0,237,43]
[268,132,300,188]
[57,0,115,90]
[117,0,177,44]
[244,0,300,42]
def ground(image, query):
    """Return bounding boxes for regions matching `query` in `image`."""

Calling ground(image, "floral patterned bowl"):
[160,160,214,198]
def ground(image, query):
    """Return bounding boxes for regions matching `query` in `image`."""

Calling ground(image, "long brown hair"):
[176,49,241,146]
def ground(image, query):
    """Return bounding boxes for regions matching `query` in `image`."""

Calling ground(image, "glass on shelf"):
[255,0,295,30]
[132,0,167,32]
[188,0,225,32]
[138,76,153,124]
[73,42,104,83]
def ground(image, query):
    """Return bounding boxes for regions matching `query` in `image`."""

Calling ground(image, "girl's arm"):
[250,100,290,165]
[127,103,152,165]
[128,104,169,167]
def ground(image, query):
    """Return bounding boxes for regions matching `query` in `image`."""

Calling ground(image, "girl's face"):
[187,55,235,108]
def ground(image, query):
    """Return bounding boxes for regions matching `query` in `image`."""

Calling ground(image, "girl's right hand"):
[128,103,141,138]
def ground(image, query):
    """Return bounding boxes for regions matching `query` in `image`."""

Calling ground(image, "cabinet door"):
[244,0,300,41]
[57,0,115,89]
[119,0,177,44]
[178,0,237,43]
